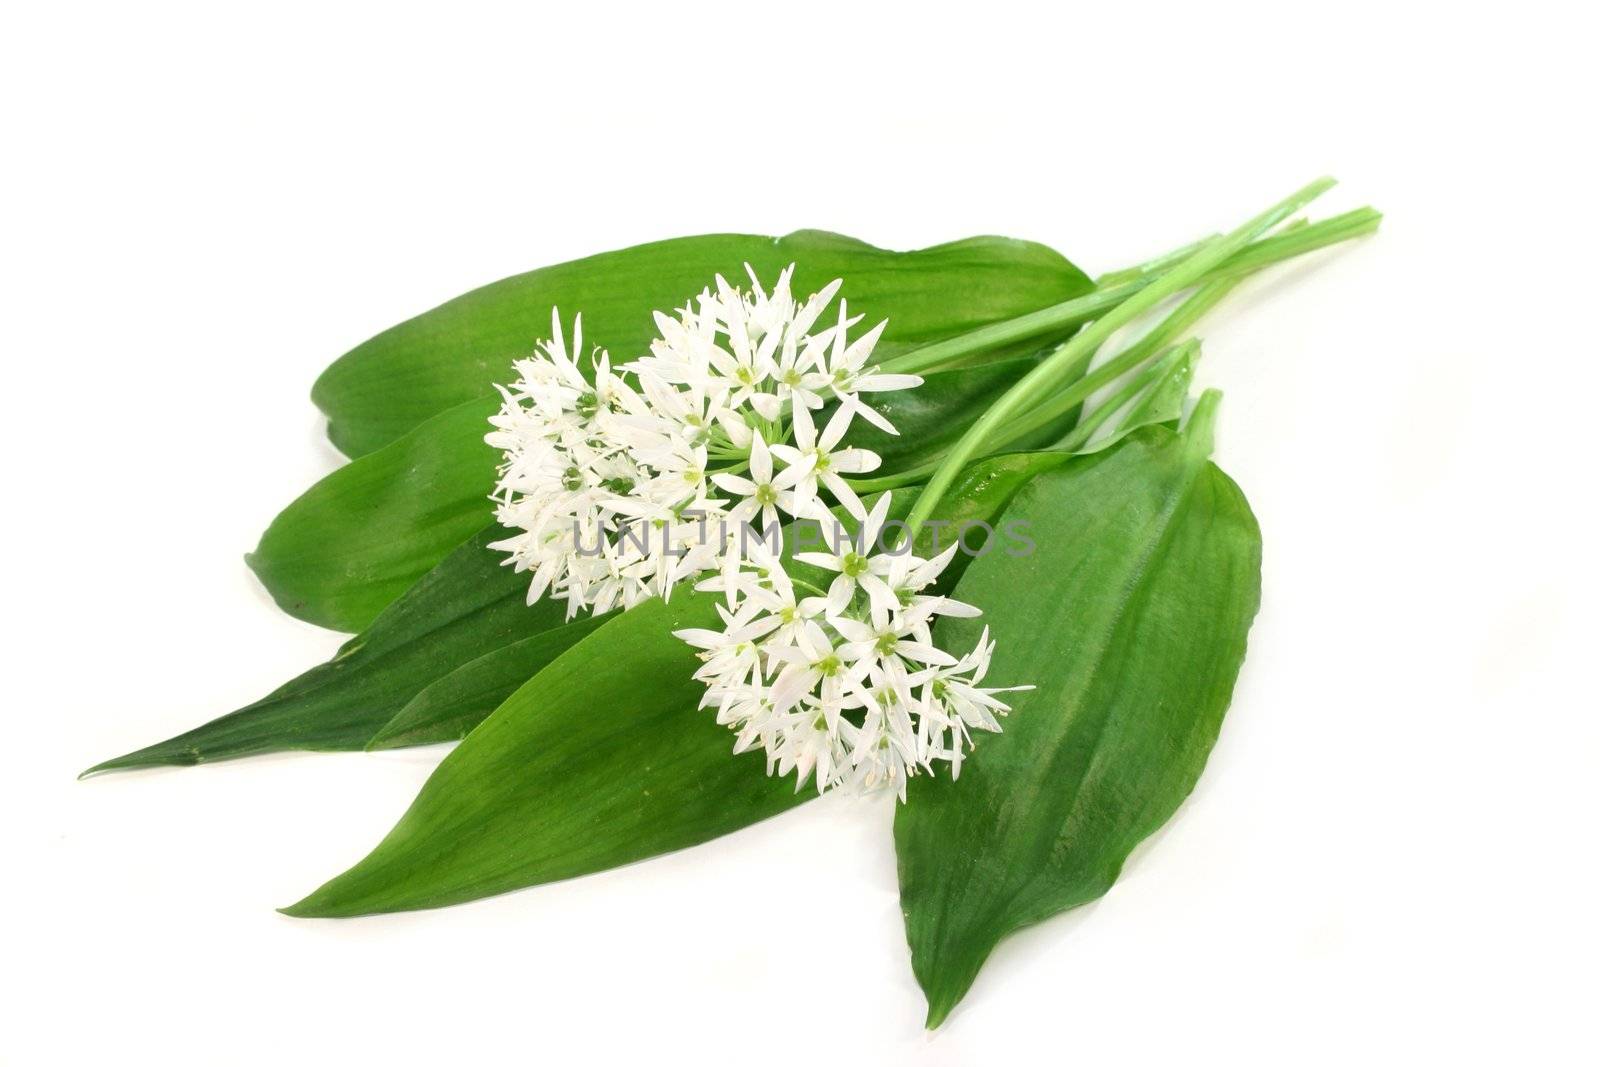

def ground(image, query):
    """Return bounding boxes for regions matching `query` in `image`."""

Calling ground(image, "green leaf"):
[314,230,1093,458]
[895,414,1262,1028]
[1060,341,1199,456]
[245,396,500,632]
[364,625,605,751]
[281,592,806,918]
[83,527,586,775]
[282,450,1077,918]
[1119,341,1197,432]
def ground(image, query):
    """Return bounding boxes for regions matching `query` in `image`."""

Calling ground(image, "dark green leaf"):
[315,230,1092,458]
[83,527,582,775]
[281,593,805,918]
[365,624,607,751]
[895,414,1262,1027]
[245,396,500,632]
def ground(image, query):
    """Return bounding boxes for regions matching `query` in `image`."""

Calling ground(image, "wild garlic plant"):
[487,266,1026,797]
[488,179,1364,799]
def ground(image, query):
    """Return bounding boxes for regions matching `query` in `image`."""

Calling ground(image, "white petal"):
[896,640,958,666]
[749,434,773,483]
[844,394,898,436]
[854,372,923,393]
[711,473,758,497]
[821,472,867,521]
[829,448,880,475]
[749,392,781,421]
[819,404,855,451]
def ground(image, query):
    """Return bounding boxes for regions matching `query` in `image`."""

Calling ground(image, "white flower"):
[873,543,981,622]
[766,327,837,414]
[770,403,881,520]
[674,490,1030,799]
[739,555,829,648]
[710,434,823,537]
[908,628,1031,779]
[817,300,922,434]
[763,619,872,719]
[794,491,901,613]
[676,598,778,690]
[829,608,956,673]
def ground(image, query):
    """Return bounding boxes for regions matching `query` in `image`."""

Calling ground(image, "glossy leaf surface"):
[364,624,606,751]
[895,417,1262,1027]
[246,396,501,632]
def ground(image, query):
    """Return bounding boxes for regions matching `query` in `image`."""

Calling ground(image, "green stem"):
[994,273,1241,450]
[1095,233,1218,287]
[848,272,1239,494]
[845,464,941,494]
[790,576,830,598]
[1211,206,1378,278]
[876,280,1147,377]
[876,204,1379,378]
[1057,340,1198,452]
[900,177,1337,537]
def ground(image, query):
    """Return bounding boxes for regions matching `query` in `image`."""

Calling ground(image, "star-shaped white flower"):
[711,434,822,535]
[794,490,902,612]
[770,403,881,520]
[675,599,781,690]
[763,620,872,720]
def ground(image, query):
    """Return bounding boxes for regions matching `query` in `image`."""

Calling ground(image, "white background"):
[5,2,1596,1064]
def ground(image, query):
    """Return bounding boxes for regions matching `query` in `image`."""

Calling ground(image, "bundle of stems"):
[834,180,1377,532]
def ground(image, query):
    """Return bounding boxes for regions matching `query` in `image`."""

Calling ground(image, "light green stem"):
[900,177,1337,537]
[1095,234,1218,288]
[877,204,1378,378]
[1057,339,1198,452]
[876,280,1146,377]
[993,274,1241,450]
[849,270,1241,494]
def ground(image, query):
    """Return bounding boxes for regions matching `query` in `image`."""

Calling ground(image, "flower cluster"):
[487,265,1027,797]
[676,494,1028,798]
[487,267,913,617]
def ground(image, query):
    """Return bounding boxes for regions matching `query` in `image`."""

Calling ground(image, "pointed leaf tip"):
[79,740,202,779]
[1182,387,1224,459]
[277,899,318,919]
